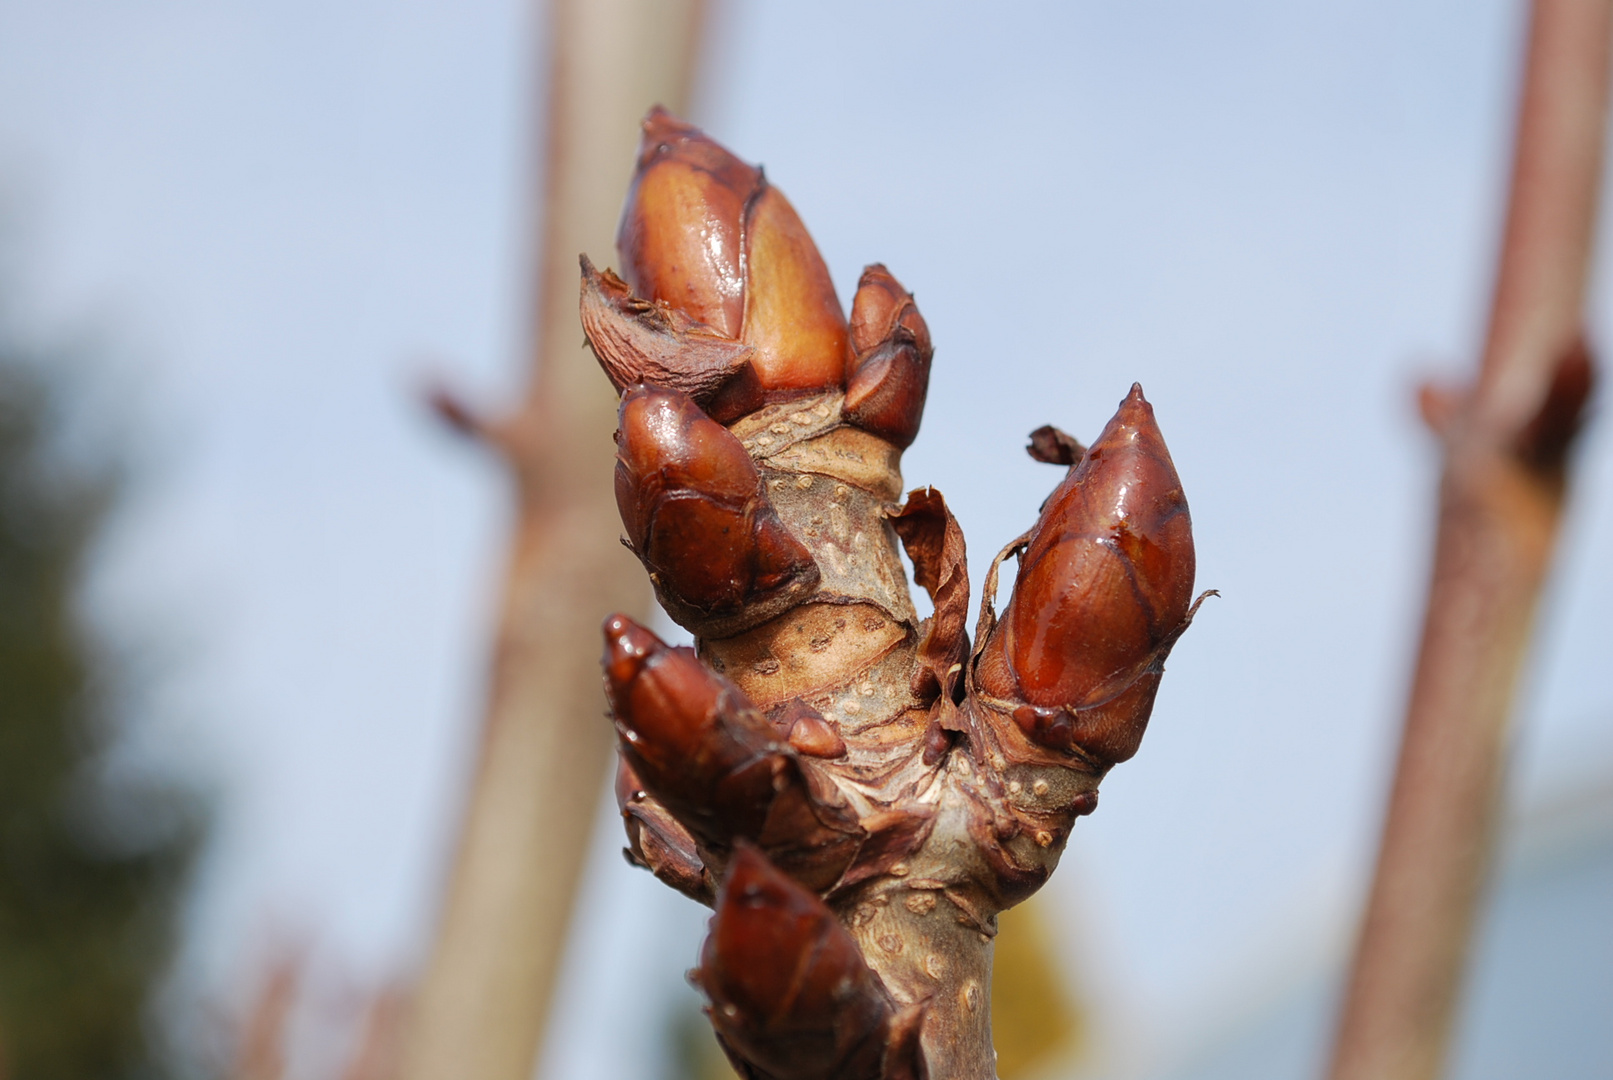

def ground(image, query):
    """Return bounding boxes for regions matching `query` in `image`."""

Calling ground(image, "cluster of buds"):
[585,109,1205,1080]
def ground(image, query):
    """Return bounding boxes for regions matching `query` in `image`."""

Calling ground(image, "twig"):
[1325,3,1608,1078]
[231,951,302,1080]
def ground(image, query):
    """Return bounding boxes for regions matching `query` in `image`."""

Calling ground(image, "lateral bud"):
[602,616,862,891]
[844,264,933,448]
[697,844,908,1080]
[976,384,1198,765]
[615,385,819,637]
[617,107,849,421]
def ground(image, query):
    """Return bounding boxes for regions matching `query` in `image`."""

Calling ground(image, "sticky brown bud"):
[616,109,753,338]
[617,108,849,420]
[698,844,893,1080]
[615,385,819,636]
[602,614,784,843]
[602,616,863,888]
[844,264,933,448]
[976,384,1195,763]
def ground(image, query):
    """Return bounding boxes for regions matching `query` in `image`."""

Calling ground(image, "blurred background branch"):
[399,1,708,1077]
[1327,2,1609,1078]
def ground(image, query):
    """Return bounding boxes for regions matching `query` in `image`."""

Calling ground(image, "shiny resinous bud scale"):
[584,109,1206,1080]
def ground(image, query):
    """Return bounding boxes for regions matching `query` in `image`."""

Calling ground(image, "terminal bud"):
[617,108,849,420]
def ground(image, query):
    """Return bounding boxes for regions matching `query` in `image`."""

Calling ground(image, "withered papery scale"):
[580,257,755,405]
[614,384,819,635]
[614,756,713,903]
[976,383,1195,764]
[700,844,895,1080]
[613,107,849,421]
[590,109,1201,1080]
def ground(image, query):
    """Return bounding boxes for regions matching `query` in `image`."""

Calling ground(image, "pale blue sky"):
[2,1,1610,1076]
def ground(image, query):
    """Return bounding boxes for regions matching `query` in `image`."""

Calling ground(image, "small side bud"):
[616,108,849,422]
[698,844,895,1080]
[844,264,933,448]
[776,699,847,759]
[615,385,819,636]
[977,384,1196,764]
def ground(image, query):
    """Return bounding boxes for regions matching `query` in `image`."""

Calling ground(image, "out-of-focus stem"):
[1326,3,1610,1079]
[231,953,300,1080]
[398,2,707,1079]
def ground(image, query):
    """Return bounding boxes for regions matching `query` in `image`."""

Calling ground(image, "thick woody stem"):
[1326,3,1608,1079]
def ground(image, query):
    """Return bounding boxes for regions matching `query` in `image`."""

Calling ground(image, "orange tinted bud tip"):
[602,612,658,692]
[844,264,933,448]
[977,384,1195,762]
[601,614,720,761]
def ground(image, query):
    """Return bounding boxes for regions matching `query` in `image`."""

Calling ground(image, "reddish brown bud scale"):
[615,385,819,635]
[613,754,645,808]
[977,384,1195,763]
[699,845,896,1080]
[844,265,934,448]
[615,108,850,422]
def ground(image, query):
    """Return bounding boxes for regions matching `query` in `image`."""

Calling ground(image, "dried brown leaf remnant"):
[585,108,1207,1079]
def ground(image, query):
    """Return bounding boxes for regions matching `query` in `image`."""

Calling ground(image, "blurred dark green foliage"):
[0,329,201,1078]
